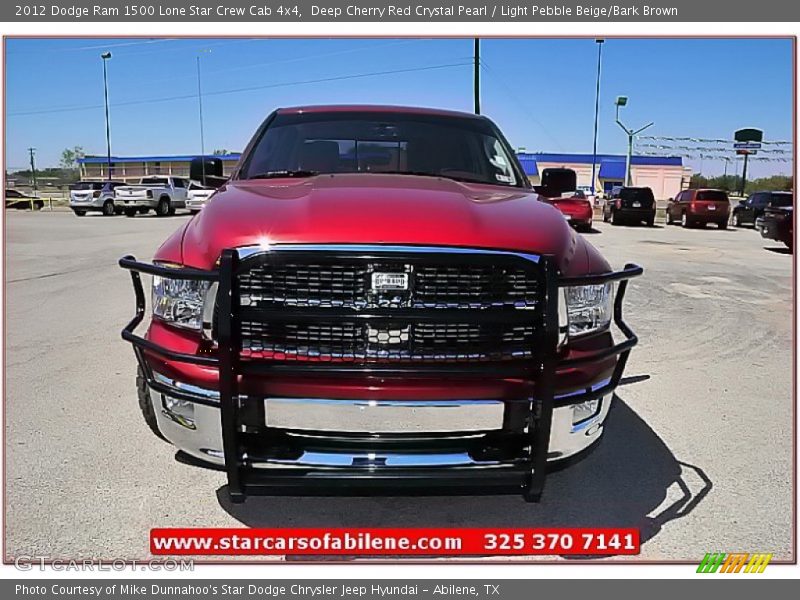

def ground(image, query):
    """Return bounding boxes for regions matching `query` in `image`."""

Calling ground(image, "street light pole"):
[473,38,480,115]
[101,52,112,181]
[615,96,653,187]
[196,54,207,182]
[590,39,604,198]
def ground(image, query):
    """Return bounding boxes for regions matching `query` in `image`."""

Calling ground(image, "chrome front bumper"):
[150,380,612,469]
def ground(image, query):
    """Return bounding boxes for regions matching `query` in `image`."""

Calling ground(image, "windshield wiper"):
[378,170,498,186]
[247,170,318,180]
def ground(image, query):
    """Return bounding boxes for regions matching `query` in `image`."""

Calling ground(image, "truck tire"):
[156,197,171,217]
[102,200,115,216]
[124,207,138,217]
[137,366,167,442]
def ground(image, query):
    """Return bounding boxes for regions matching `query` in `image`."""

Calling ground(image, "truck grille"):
[234,252,542,364]
[240,320,535,362]
[239,260,538,310]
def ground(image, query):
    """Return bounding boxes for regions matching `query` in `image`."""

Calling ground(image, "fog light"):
[161,395,196,430]
[571,398,601,426]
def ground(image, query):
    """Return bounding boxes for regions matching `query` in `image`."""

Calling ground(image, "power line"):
[640,135,792,146]
[478,58,565,152]
[6,38,179,55]
[7,60,472,118]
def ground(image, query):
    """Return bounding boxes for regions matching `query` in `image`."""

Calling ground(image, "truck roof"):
[276,104,486,120]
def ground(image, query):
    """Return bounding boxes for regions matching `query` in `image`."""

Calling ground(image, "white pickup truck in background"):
[114,176,188,217]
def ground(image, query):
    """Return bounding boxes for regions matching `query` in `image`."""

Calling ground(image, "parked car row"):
[548,183,793,251]
[62,173,794,253]
[68,177,215,217]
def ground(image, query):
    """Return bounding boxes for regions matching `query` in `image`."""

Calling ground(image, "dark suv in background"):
[602,186,656,226]
[732,191,793,228]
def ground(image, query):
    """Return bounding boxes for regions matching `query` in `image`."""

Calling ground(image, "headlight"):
[152,272,211,330]
[565,283,613,337]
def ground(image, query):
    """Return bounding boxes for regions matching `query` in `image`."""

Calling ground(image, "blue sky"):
[5,37,793,177]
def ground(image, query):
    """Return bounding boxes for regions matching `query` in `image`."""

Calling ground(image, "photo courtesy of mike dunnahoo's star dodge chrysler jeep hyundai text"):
[119,105,642,502]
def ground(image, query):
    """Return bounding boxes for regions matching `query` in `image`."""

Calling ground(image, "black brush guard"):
[120,247,642,502]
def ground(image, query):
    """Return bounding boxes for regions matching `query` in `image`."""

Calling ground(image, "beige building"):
[78,153,242,183]
[518,153,691,199]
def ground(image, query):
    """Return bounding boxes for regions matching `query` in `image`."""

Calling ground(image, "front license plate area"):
[372,272,409,292]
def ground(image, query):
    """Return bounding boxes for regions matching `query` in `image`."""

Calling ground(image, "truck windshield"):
[241,111,523,187]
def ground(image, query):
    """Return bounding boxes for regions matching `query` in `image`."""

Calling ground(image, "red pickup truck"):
[121,105,641,502]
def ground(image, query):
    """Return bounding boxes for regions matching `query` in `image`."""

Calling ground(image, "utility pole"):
[28,147,38,192]
[101,52,112,181]
[473,38,480,115]
[590,39,604,198]
[614,96,654,186]
[196,54,207,182]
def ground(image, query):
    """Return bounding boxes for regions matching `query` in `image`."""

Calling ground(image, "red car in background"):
[543,189,594,233]
[119,105,642,503]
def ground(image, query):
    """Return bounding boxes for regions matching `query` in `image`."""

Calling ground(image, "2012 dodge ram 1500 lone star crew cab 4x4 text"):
[120,105,642,502]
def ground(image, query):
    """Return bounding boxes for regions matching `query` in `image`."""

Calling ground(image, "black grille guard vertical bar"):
[523,256,558,502]
[217,249,245,502]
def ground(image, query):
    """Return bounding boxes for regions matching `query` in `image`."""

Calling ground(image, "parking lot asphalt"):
[4,210,794,562]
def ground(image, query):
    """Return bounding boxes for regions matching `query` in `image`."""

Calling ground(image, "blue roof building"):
[516,152,688,199]
[78,153,242,182]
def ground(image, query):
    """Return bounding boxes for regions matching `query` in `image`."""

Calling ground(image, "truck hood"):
[174,173,600,274]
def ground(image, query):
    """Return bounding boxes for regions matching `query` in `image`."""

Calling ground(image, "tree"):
[212,148,234,156]
[690,171,792,195]
[60,146,85,169]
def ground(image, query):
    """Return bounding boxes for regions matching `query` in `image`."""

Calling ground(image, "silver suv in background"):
[69,181,126,216]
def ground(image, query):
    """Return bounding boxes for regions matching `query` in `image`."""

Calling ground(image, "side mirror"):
[190,157,228,189]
